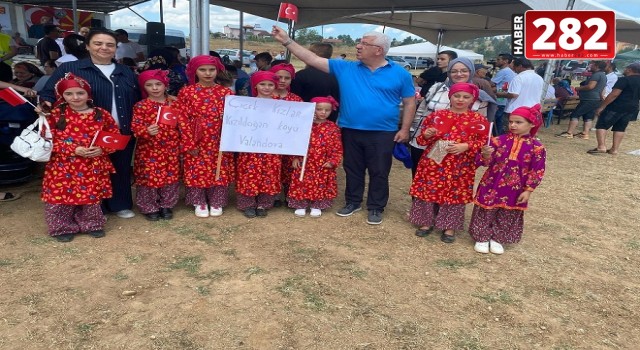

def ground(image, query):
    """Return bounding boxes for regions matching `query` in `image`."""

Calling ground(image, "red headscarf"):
[250,71,278,97]
[448,82,479,102]
[269,63,296,80]
[138,69,169,98]
[54,72,92,107]
[185,55,225,85]
[511,104,543,136]
[311,96,339,111]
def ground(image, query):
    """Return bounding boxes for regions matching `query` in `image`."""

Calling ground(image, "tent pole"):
[200,0,210,54]
[72,0,78,32]
[189,0,200,56]
[239,12,245,65]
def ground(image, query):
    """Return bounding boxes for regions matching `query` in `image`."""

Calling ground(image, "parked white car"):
[215,49,252,66]
[386,56,412,70]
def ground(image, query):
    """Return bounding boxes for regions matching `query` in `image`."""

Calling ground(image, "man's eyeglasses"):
[360,41,381,48]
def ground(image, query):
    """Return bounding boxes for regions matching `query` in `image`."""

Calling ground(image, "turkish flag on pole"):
[278,3,298,21]
[467,119,490,138]
[0,87,32,107]
[156,106,178,127]
[93,130,131,150]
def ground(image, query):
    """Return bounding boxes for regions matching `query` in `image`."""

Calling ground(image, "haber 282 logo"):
[512,10,616,60]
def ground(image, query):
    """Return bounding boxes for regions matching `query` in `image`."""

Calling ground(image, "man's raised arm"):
[271,26,329,73]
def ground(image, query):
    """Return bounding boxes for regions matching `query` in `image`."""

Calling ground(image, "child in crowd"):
[409,82,489,243]
[235,71,282,218]
[174,55,235,218]
[269,63,304,207]
[131,69,180,221]
[40,73,119,242]
[287,96,342,217]
[469,104,546,254]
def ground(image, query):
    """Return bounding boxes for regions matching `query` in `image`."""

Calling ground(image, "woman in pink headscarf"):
[469,104,546,255]
[173,55,235,218]
[131,69,181,221]
[408,82,490,244]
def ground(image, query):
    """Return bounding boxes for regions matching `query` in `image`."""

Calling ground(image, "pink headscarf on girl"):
[447,82,479,102]
[138,69,169,98]
[269,63,296,80]
[53,72,92,107]
[185,55,225,85]
[511,104,543,136]
[311,96,339,111]
[250,71,278,97]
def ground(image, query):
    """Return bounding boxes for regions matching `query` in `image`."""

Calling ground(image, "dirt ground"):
[1,118,640,350]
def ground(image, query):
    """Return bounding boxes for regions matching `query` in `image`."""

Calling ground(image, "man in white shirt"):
[497,57,544,116]
[604,61,618,97]
[114,29,145,63]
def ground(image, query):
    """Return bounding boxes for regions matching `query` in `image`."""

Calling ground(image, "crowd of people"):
[2,24,639,255]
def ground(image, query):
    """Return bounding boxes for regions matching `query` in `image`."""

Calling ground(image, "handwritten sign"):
[220,96,315,156]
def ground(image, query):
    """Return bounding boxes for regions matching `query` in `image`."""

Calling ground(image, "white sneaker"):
[210,207,223,216]
[294,208,306,217]
[310,208,322,217]
[489,240,504,254]
[194,205,209,218]
[116,209,135,219]
[474,241,490,254]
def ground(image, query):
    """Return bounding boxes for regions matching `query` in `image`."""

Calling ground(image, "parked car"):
[215,49,252,66]
[402,56,434,69]
[561,60,589,77]
[386,56,412,70]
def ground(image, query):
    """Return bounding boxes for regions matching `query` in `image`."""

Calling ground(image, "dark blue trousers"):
[341,128,395,211]
[103,138,135,212]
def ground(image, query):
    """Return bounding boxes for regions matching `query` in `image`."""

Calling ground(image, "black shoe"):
[89,230,106,238]
[54,234,74,242]
[415,227,433,237]
[367,209,383,225]
[440,232,455,244]
[243,207,257,218]
[144,212,160,221]
[160,208,173,220]
[256,208,268,217]
[336,203,362,217]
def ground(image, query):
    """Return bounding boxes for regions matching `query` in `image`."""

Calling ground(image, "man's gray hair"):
[362,31,391,55]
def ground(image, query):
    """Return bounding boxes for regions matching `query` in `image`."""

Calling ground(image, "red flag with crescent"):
[93,130,131,150]
[278,3,298,21]
[466,119,490,138]
[157,106,177,127]
[431,115,456,134]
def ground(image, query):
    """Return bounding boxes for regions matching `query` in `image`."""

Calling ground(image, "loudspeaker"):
[146,22,165,55]
[90,19,103,29]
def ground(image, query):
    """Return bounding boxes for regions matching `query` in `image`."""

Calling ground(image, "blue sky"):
[110,0,640,42]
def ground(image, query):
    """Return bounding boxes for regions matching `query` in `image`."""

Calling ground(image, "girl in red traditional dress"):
[174,55,235,218]
[409,82,489,244]
[40,73,120,242]
[287,96,342,217]
[131,69,180,221]
[269,63,304,207]
[235,71,282,218]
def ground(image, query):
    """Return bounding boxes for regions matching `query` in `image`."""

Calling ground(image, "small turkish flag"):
[278,3,298,21]
[93,130,131,151]
[0,87,30,107]
[467,119,490,137]
[156,106,177,127]
[432,115,456,134]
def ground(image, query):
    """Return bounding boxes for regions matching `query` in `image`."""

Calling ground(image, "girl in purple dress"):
[469,104,546,254]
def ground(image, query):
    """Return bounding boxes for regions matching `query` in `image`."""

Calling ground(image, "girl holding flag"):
[409,82,489,244]
[131,69,180,221]
[173,55,235,218]
[39,73,120,242]
[469,104,546,254]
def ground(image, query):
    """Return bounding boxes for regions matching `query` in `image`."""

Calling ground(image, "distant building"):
[223,24,271,39]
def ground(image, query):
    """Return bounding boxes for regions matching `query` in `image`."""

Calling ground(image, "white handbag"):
[10,115,53,162]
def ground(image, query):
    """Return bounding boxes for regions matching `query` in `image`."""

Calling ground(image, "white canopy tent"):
[387,42,484,62]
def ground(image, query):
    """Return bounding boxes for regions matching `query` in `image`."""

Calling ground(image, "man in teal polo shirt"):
[272,26,416,225]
